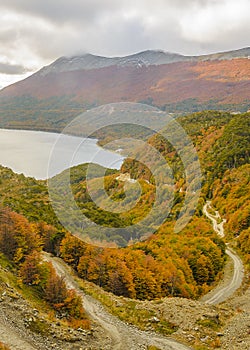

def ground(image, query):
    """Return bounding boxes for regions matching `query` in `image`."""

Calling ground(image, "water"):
[0,129,123,179]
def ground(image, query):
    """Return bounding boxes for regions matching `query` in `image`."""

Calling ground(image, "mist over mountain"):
[0,47,249,350]
[0,47,249,132]
[36,47,250,76]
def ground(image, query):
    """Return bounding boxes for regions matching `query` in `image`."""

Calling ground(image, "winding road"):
[43,252,193,350]
[202,201,244,305]
[0,201,244,349]
[42,201,245,348]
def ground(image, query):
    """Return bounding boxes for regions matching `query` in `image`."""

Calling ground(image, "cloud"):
[0,62,29,75]
[0,0,249,87]
[0,0,122,25]
[179,0,250,45]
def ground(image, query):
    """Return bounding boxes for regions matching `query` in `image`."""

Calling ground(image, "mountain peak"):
[37,50,187,76]
[36,47,250,77]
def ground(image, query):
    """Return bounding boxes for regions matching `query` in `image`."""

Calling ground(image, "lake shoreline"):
[0,128,124,180]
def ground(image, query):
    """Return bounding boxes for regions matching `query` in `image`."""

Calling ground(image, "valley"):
[0,0,249,346]
[0,109,249,349]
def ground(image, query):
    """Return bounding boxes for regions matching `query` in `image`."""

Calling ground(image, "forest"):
[0,110,249,310]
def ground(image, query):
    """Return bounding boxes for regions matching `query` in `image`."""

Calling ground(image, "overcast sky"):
[0,0,249,88]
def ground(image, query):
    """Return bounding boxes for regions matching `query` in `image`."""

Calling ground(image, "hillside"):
[0,109,249,349]
[0,48,249,132]
[0,111,249,293]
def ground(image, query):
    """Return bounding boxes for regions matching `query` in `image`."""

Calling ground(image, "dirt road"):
[43,252,193,350]
[202,201,244,305]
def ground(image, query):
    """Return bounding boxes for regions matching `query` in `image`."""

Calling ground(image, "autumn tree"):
[60,234,86,269]
[19,251,50,287]
[37,221,63,255]
[43,263,68,306]
[61,289,86,320]
[43,263,86,321]
[0,208,42,263]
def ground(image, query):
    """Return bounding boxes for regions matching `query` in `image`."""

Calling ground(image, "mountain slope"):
[0,110,249,349]
[37,50,188,75]
[20,47,250,76]
[0,48,249,132]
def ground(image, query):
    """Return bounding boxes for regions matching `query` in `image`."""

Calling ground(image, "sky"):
[0,0,249,88]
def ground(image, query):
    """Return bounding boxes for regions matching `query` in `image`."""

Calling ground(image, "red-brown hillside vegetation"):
[1,59,249,105]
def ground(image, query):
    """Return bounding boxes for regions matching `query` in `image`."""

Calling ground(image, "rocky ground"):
[0,263,249,349]
[0,280,111,350]
[0,247,249,350]
[220,277,250,350]
[0,279,220,350]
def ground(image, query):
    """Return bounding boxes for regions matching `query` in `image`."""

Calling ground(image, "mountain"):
[31,47,250,76]
[0,48,249,131]
[37,50,188,75]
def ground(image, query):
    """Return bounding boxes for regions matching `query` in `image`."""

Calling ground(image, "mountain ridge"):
[35,47,250,76]
[0,47,249,132]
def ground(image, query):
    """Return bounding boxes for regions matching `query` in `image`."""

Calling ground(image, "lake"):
[0,129,124,179]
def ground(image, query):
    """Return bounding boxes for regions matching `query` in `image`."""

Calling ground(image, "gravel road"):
[43,252,193,350]
[0,200,245,349]
[202,201,244,305]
